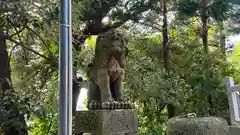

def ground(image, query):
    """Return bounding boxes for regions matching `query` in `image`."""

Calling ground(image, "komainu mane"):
[87,29,131,109]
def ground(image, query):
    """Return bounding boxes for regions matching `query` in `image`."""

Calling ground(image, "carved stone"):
[87,30,131,110]
[226,77,240,126]
[74,109,138,135]
[225,77,240,135]
[167,116,229,135]
[229,126,240,135]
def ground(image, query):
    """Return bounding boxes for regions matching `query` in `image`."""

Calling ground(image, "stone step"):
[230,126,240,135]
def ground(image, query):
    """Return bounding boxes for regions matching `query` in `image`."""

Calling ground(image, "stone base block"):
[229,126,240,135]
[167,116,229,135]
[74,109,138,135]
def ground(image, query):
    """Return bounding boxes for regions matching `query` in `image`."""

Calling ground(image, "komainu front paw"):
[113,100,134,109]
[87,100,101,110]
[101,98,114,109]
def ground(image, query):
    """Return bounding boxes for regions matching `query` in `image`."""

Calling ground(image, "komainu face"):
[96,30,127,52]
[94,30,128,65]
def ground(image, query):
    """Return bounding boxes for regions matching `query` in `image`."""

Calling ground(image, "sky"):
[227,34,240,45]
[76,88,88,111]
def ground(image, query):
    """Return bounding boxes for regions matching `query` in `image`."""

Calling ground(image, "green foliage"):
[210,0,231,22]
[177,0,199,18]
[85,36,98,48]
[124,35,189,134]
[0,88,30,133]
[122,22,234,133]
[177,0,231,21]
[231,43,240,67]
[230,43,240,83]
[30,113,58,135]
[74,0,158,25]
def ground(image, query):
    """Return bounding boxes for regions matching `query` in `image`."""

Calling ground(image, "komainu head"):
[95,29,128,57]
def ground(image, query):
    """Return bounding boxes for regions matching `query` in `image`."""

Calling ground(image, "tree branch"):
[135,20,162,31]
[74,0,157,50]
[9,44,19,60]
[47,114,54,135]
[14,27,29,64]
[0,8,17,12]
[4,33,48,60]
[26,26,54,58]
[10,26,27,37]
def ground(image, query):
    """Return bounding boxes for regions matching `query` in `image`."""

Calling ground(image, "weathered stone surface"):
[87,100,133,110]
[226,77,240,126]
[87,30,130,110]
[229,126,240,135]
[167,116,229,135]
[75,109,138,135]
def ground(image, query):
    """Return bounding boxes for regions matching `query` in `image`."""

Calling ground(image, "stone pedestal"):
[167,116,229,135]
[74,109,138,135]
[229,126,240,135]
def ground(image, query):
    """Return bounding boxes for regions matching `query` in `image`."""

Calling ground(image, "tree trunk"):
[219,22,226,55]
[0,30,28,135]
[201,9,208,54]
[161,0,176,118]
[201,1,213,116]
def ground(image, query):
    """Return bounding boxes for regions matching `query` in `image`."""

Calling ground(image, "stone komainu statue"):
[87,29,131,110]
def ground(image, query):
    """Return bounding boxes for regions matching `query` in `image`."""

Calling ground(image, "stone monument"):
[74,30,138,135]
[167,113,229,135]
[226,77,240,135]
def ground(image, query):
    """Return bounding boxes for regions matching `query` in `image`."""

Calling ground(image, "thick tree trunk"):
[0,30,28,135]
[161,0,176,118]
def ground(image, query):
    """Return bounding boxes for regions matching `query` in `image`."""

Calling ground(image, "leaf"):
[85,35,97,48]
[49,41,57,54]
